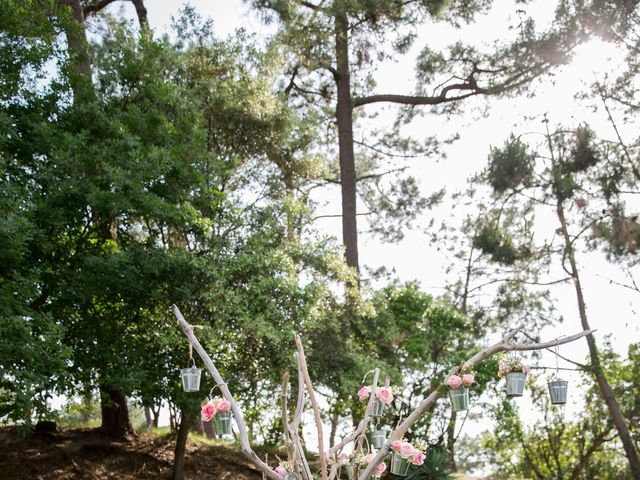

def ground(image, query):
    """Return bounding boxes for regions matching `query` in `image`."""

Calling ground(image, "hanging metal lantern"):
[390,453,410,476]
[213,411,232,435]
[506,372,526,397]
[180,358,201,392]
[344,464,356,480]
[370,427,387,449]
[345,466,372,480]
[448,387,469,412]
[548,379,568,404]
[368,398,385,417]
[547,339,568,405]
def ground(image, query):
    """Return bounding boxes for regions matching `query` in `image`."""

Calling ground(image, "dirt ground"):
[0,427,267,479]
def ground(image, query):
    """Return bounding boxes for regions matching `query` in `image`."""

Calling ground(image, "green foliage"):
[472,223,520,265]
[407,446,452,479]
[570,125,600,172]
[0,4,348,434]
[486,135,534,194]
[0,0,75,424]
[551,160,579,201]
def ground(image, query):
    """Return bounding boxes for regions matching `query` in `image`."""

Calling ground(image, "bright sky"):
[102,0,639,466]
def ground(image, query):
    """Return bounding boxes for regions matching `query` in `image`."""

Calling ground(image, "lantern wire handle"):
[208,382,228,399]
[362,431,371,454]
[187,342,197,368]
[361,369,375,384]
[554,336,565,378]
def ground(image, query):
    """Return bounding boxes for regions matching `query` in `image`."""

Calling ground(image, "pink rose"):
[377,387,393,405]
[374,461,386,477]
[462,373,475,387]
[201,402,217,422]
[391,439,403,452]
[523,364,531,375]
[357,385,372,402]
[274,465,286,475]
[216,399,231,412]
[363,453,386,477]
[498,363,507,378]
[446,375,462,389]
[412,449,425,466]
[400,441,415,459]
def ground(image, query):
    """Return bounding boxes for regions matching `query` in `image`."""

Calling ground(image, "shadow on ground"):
[0,427,265,479]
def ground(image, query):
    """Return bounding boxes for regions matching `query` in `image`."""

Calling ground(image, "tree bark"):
[99,384,133,438]
[203,419,216,439]
[192,417,204,436]
[334,5,359,277]
[172,408,192,480]
[82,382,93,424]
[144,406,152,429]
[152,406,160,428]
[556,197,640,479]
[329,409,339,448]
[130,0,148,28]
[60,0,92,86]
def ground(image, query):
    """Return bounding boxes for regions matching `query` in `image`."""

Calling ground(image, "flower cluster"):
[390,440,425,466]
[497,356,531,378]
[357,385,394,405]
[354,453,386,478]
[445,371,475,389]
[274,460,296,476]
[201,397,232,422]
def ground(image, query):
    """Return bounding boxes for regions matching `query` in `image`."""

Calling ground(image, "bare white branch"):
[172,305,283,480]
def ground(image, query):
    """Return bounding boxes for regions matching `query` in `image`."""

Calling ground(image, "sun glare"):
[563,38,626,84]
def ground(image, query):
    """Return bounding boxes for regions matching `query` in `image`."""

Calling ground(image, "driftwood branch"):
[295,335,328,480]
[356,326,593,479]
[172,305,283,480]
[282,353,312,480]
[280,372,298,467]
[292,352,306,431]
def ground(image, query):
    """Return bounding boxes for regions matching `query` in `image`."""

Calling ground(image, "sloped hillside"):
[0,427,267,480]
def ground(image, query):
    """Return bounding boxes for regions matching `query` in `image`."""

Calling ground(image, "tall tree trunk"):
[152,406,160,428]
[82,383,93,424]
[334,5,359,277]
[172,409,193,480]
[192,417,204,436]
[130,0,148,28]
[99,384,133,438]
[556,197,640,478]
[203,419,216,439]
[144,406,152,429]
[329,409,339,448]
[63,1,131,442]
[169,402,178,432]
[60,0,93,94]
